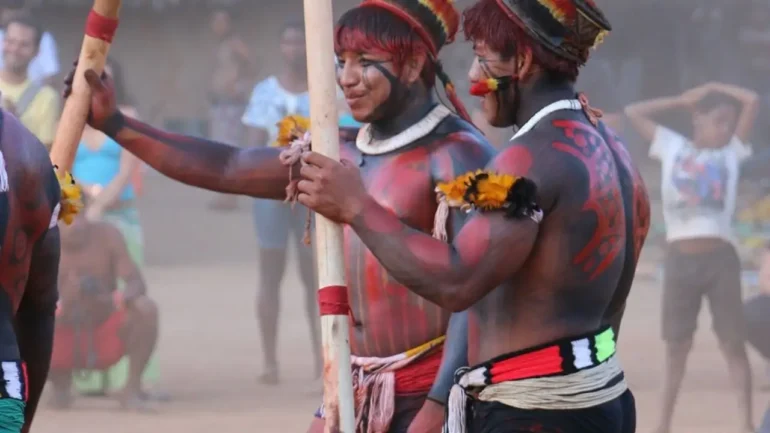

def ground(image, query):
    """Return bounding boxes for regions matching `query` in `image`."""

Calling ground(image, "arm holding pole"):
[50,0,122,173]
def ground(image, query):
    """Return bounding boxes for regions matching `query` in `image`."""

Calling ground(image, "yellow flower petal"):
[436,171,478,207]
[436,170,523,211]
[467,171,518,210]
[56,169,84,225]
[273,115,311,147]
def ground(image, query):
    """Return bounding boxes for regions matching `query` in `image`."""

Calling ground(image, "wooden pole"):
[302,0,356,432]
[50,0,122,173]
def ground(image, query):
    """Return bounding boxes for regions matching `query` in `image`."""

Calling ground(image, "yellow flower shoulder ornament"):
[54,165,84,225]
[432,170,543,240]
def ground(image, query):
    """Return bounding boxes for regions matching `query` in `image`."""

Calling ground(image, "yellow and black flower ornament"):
[436,170,543,222]
[273,115,311,147]
[54,166,83,225]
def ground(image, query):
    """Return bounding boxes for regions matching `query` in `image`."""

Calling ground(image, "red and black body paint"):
[338,117,495,357]
[343,108,650,365]
[551,119,626,280]
[0,110,62,431]
[101,103,495,361]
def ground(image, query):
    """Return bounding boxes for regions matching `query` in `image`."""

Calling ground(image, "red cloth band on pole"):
[318,285,351,316]
[85,10,119,43]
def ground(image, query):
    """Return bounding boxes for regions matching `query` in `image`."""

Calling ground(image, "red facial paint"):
[462,0,581,80]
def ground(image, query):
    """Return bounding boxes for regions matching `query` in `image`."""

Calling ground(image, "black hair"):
[695,91,741,115]
[335,6,437,87]
[281,20,305,37]
[6,14,42,49]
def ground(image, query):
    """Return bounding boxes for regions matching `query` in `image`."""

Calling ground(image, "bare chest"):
[353,147,437,230]
[340,146,449,355]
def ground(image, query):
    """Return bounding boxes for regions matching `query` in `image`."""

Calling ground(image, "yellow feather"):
[57,170,83,225]
[273,115,311,147]
[437,170,520,211]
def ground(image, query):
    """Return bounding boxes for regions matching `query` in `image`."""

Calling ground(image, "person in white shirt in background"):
[240,20,321,386]
[0,1,59,85]
[625,81,759,433]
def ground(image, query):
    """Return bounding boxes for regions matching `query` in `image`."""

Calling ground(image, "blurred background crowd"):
[1,0,768,431]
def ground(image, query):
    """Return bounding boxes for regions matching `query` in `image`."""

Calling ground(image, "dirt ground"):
[33,172,770,433]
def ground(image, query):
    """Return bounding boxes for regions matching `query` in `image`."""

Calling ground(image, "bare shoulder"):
[2,109,51,174]
[340,135,360,162]
[429,114,497,180]
[600,123,646,181]
[1,110,60,229]
[489,120,602,212]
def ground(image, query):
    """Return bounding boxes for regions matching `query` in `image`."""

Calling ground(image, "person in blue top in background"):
[339,112,360,128]
[71,57,162,401]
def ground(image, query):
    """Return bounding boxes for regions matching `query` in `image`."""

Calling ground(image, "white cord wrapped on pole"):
[302,0,356,432]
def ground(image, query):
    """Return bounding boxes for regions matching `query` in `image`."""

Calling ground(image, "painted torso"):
[467,109,650,365]
[342,113,495,357]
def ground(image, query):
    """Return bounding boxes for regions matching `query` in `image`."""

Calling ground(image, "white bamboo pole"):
[302,0,357,432]
[50,0,122,173]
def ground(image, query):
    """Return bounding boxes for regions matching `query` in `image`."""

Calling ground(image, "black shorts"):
[744,294,770,360]
[469,389,636,433]
[661,241,746,344]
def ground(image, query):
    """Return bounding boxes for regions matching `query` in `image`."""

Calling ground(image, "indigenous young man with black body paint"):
[294,0,651,431]
[65,1,496,431]
[0,108,64,432]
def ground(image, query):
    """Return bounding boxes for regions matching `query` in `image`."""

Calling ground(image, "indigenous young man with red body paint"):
[64,1,496,431]
[294,0,652,431]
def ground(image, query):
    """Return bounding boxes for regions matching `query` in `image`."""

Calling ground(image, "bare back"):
[0,110,60,359]
[469,111,650,365]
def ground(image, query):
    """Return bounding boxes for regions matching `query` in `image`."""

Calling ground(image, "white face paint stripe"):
[49,203,61,229]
